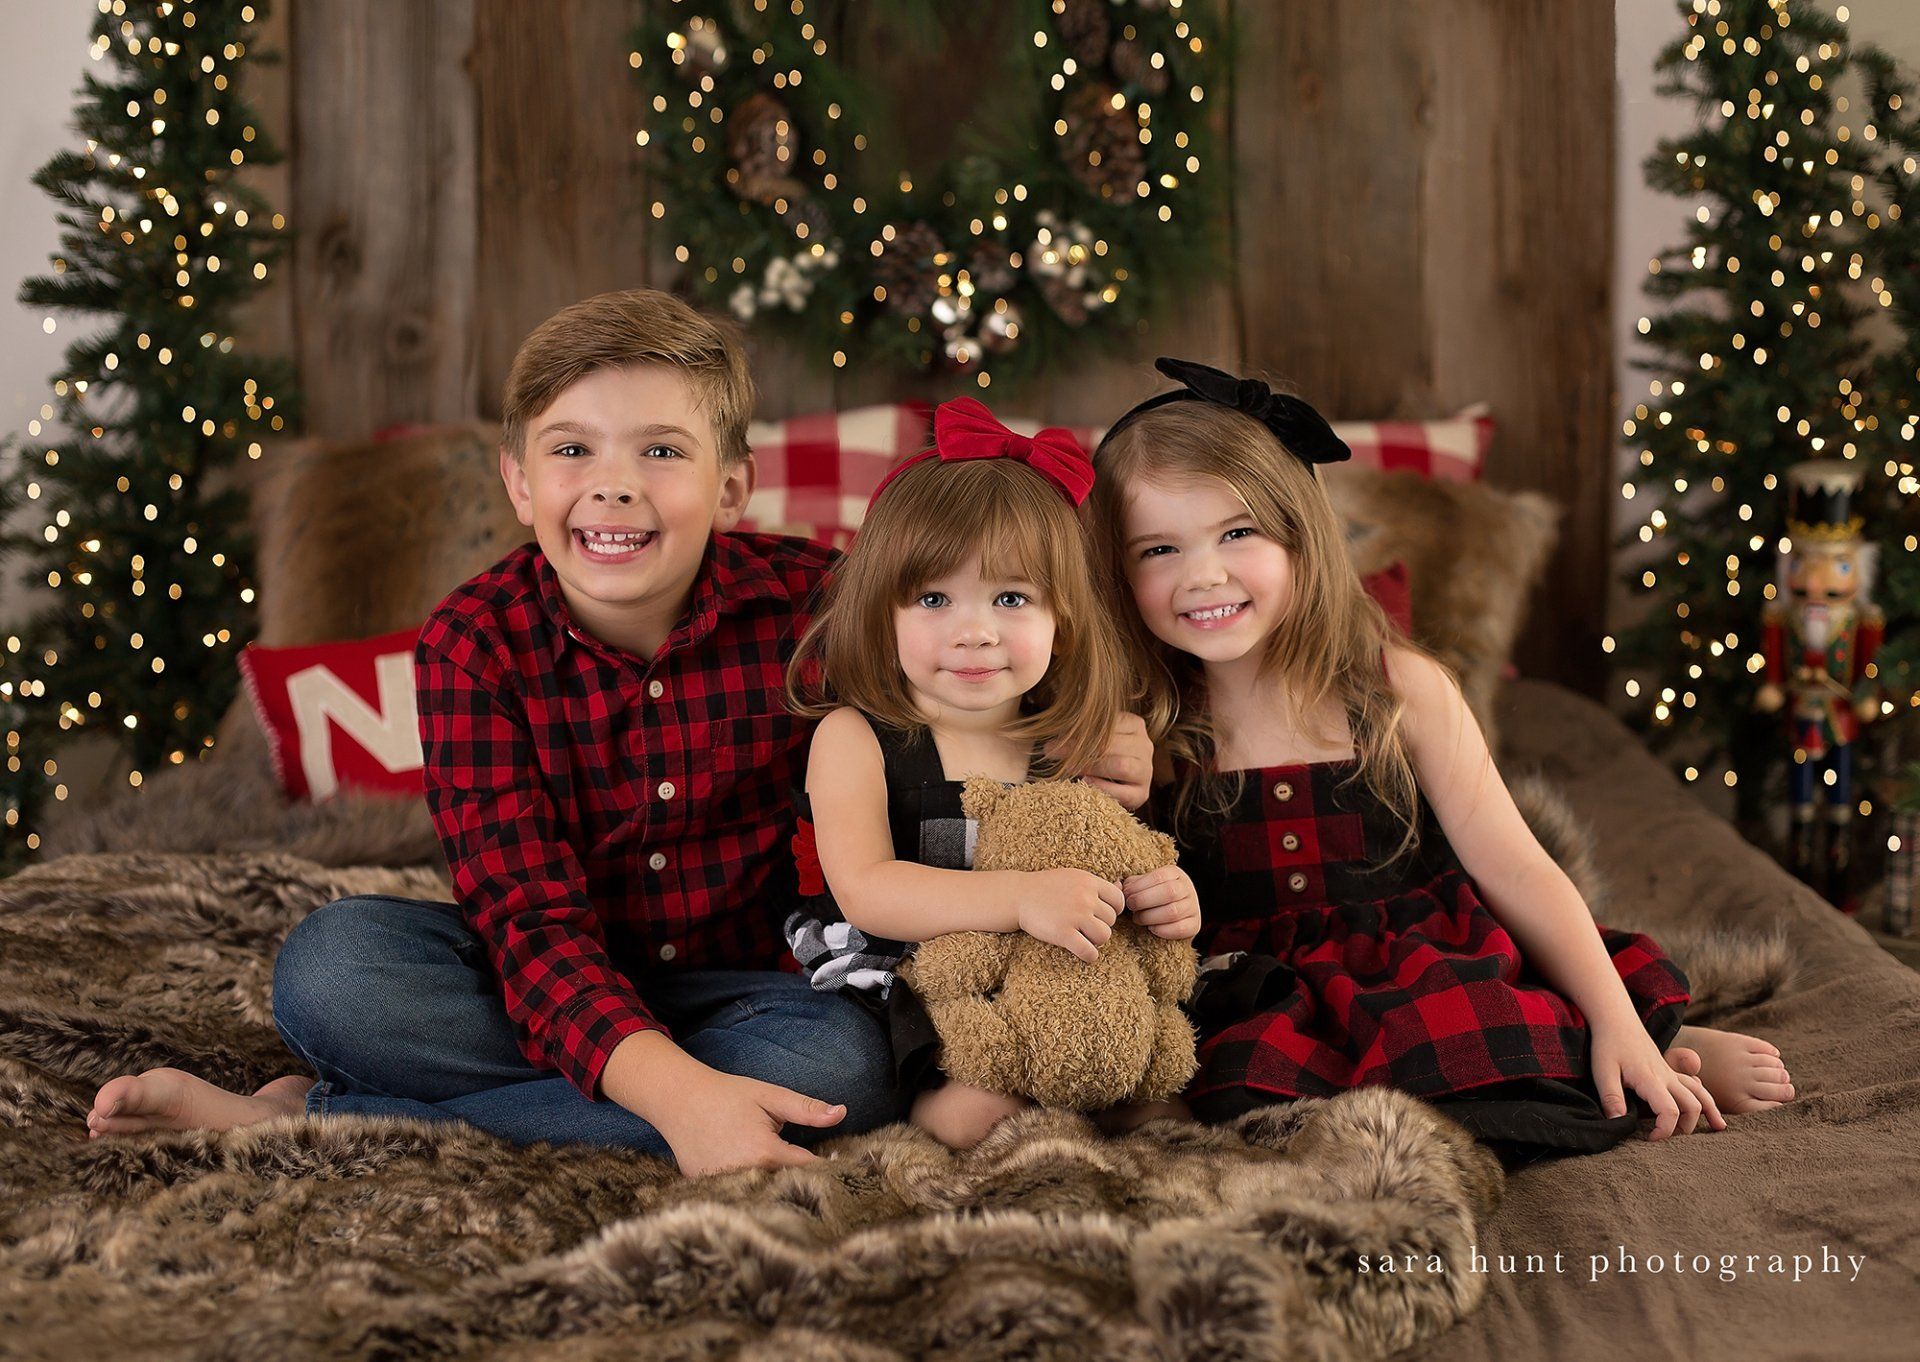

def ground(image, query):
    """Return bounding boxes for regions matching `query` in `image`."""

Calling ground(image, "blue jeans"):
[270,895,905,1158]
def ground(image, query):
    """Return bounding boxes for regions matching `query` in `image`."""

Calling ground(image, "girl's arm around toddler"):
[1389,645,1722,1139]
[806,706,1129,962]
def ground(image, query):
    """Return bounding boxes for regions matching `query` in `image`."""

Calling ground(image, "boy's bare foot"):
[911,1081,1030,1149]
[86,1069,312,1139]
[1666,1025,1794,1114]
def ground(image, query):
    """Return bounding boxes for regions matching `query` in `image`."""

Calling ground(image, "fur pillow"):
[1326,466,1559,743]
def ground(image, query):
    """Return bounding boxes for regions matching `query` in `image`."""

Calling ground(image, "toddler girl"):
[1088,359,1793,1157]
[787,397,1202,1148]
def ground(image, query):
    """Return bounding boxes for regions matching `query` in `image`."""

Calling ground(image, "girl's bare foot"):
[1096,1096,1193,1134]
[86,1070,312,1140]
[911,1080,1030,1149]
[1666,1026,1794,1114]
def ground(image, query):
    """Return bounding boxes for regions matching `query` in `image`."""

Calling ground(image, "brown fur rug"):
[1,856,1507,1361]
[1,809,1795,1360]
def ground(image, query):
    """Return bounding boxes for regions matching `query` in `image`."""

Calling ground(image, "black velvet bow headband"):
[1102,357,1351,476]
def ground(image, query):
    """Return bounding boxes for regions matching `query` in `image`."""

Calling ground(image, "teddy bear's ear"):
[962,775,1010,823]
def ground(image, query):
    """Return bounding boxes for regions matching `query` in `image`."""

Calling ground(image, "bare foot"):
[86,1070,312,1140]
[911,1081,1030,1149]
[1667,1026,1794,1114]
[1096,1096,1193,1134]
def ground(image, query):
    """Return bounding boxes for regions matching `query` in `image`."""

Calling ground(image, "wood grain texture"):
[472,0,655,414]
[290,0,479,438]
[276,0,1616,689]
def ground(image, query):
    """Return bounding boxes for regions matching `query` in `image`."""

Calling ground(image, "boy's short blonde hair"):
[501,288,755,467]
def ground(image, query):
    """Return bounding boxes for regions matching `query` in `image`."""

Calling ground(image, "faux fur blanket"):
[0,857,1508,1361]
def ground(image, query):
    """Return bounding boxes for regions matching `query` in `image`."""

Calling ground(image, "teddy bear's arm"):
[1130,922,1200,1003]
[898,930,1017,1001]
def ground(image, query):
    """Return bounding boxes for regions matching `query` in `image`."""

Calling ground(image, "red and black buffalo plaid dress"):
[1177,757,1692,1156]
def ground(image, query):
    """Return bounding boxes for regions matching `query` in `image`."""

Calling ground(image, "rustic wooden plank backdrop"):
[270,0,1615,689]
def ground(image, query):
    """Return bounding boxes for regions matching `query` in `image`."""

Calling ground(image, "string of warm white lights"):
[1611,0,1920,827]
[629,0,1220,388]
[1,0,295,869]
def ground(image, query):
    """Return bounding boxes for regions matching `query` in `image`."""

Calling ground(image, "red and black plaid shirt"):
[415,532,837,1098]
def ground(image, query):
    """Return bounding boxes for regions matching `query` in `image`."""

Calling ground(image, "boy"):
[86,289,1153,1175]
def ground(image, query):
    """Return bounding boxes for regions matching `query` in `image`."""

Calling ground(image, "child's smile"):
[573,525,659,563]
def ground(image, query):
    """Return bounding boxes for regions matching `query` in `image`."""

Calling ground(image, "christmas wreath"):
[632,0,1222,388]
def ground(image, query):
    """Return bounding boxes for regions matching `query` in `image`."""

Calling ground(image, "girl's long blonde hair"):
[788,454,1134,779]
[1090,401,1429,854]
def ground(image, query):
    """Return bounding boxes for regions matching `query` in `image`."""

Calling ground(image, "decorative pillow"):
[1360,561,1414,637]
[741,402,1493,549]
[238,627,425,802]
[739,404,933,543]
[1327,467,1558,742]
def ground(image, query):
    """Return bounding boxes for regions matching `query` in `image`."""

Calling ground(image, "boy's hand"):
[1016,868,1125,963]
[652,1065,847,1177]
[1052,712,1152,811]
[1123,865,1201,940]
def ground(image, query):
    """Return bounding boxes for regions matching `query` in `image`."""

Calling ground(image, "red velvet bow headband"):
[866,398,1095,511]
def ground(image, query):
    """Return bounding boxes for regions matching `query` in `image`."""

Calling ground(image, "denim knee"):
[271,896,418,1060]
[792,992,908,1135]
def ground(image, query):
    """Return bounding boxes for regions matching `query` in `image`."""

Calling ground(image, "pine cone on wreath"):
[1057,0,1112,68]
[1111,36,1169,96]
[1038,274,1091,326]
[728,92,807,205]
[875,220,945,316]
[778,195,832,245]
[966,239,1018,295]
[1062,82,1145,198]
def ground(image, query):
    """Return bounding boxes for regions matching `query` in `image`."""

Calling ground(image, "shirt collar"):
[535,531,791,664]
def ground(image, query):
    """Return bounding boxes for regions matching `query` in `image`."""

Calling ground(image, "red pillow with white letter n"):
[238,627,426,802]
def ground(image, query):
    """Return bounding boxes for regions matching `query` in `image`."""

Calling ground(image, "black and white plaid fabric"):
[785,721,981,997]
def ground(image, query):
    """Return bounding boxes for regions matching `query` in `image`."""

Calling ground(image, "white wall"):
[2,7,117,819]
[2,3,98,628]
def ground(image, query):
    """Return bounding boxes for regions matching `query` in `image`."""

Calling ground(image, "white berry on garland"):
[633,0,1220,389]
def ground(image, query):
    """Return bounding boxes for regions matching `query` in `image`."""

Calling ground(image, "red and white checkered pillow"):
[741,402,1492,546]
[238,627,425,802]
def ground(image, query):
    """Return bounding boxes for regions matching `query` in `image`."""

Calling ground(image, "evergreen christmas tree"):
[1614,0,1880,829]
[1859,50,1920,715]
[0,0,296,871]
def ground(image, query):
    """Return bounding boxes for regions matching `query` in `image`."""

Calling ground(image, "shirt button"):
[648,852,668,871]
[1273,781,1294,802]
[648,680,665,699]
[1288,872,1308,893]
[657,780,676,800]
[1282,833,1301,852]
[659,943,678,962]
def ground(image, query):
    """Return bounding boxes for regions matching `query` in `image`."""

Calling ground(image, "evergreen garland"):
[631,0,1224,390]
[1,0,297,870]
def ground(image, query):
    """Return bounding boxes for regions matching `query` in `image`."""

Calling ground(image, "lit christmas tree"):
[1859,50,1920,711]
[0,0,296,871]
[1613,0,1883,832]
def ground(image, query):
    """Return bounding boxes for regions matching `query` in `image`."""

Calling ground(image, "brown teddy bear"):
[896,776,1199,1110]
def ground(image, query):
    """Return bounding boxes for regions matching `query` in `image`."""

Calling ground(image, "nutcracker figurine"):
[1757,460,1884,907]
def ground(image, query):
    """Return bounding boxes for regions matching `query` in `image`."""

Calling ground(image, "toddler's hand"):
[1123,865,1202,940]
[1017,868,1124,963]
